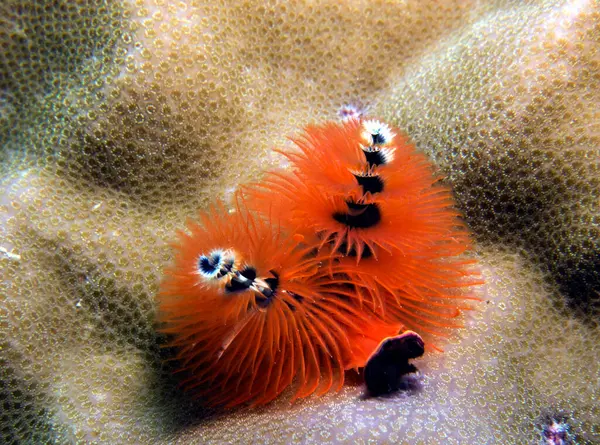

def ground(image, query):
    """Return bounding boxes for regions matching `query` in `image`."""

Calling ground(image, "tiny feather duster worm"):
[158,116,482,407]
[244,118,482,338]
[159,200,401,407]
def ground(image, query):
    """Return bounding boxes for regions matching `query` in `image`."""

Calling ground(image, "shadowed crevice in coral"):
[384,0,600,322]
[144,336,219,436]
[0,349,56,444]
[45,249,158,354]
[0,0,126,166]
[23,235,217,436]
[553,248,600,318]
[56,107,226,208]
[453,150,599,317]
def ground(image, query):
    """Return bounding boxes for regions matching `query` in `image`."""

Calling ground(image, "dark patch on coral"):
[0,355,56,445]
[363,331,425,397]
[0,0,126,157]
[552,246,600,318]
[61,127,217,210]
[452,150,600,320]
[153,335,219,429]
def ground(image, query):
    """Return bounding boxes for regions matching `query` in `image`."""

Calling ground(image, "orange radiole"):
[158,116,482,407]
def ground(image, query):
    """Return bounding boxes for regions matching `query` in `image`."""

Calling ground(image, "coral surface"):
[1,0,599,444]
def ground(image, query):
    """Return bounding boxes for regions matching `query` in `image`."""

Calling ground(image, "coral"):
[1,0,599,444]
[378,0,600,310]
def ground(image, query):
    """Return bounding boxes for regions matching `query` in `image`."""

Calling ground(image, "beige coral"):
[1,0,599,444]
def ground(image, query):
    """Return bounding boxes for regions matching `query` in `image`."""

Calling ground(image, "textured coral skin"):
[1,0,600,444]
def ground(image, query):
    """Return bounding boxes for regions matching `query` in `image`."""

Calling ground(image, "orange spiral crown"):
[158,115,483,407]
